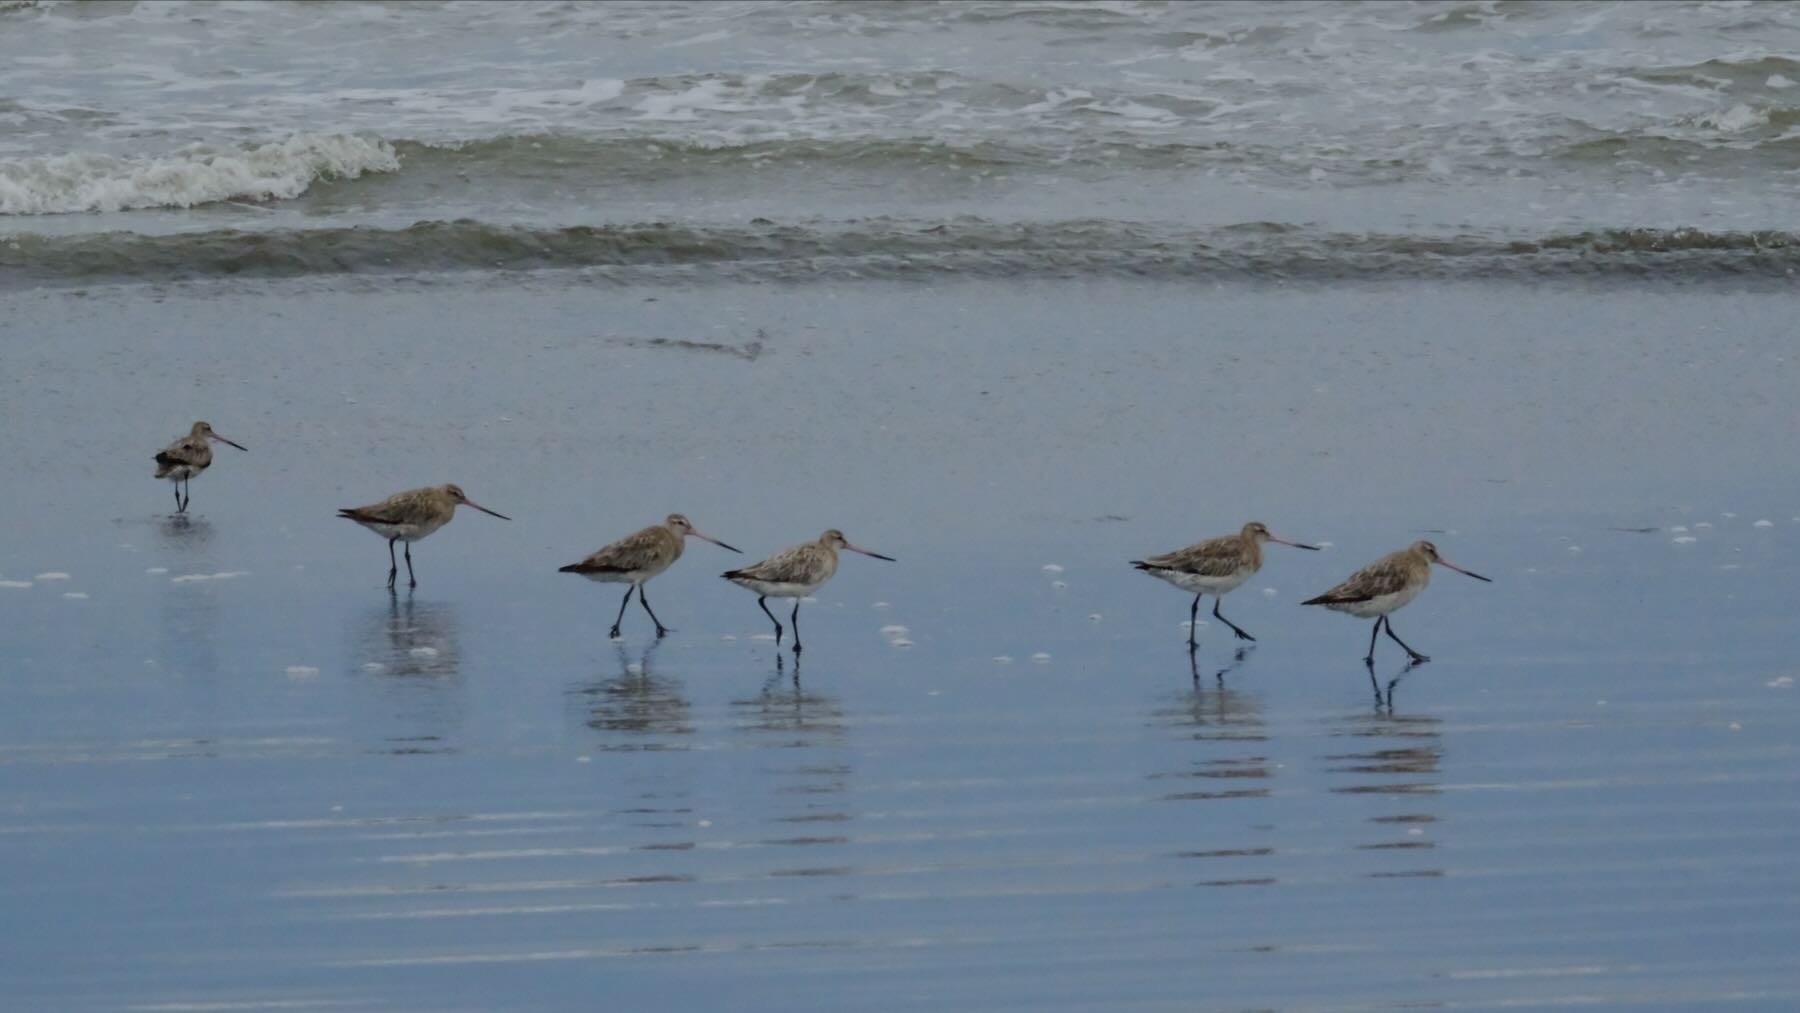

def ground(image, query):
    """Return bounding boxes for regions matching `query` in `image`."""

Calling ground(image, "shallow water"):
[6,1,1800,1006]
[2,278,1798,1009]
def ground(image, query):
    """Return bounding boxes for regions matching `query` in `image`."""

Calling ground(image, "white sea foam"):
[34,572,70,581]
[0,580,32,589]
[993,655,1014,664]
[1699,103,1769,133]
[1754,519,1774,527]
[879,625,909,638]
[408,647,439,658]
[171,570,251,584]
[62,592,88,600]
[1041,564,1064,574]
[1030,652,1052,663]
[285,666,320,679]
[0,133,399,215]
[145,567,169,575]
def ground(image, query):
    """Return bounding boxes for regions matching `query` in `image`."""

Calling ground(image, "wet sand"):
[1,277,1797,1010]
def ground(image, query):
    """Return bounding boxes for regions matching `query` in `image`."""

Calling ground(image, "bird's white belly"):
[581,569,651,585]
[1150,567,1251,597]
[1330,584,1423,619]
[163,465,200,482]
[730,578,817,598]
[364,521,442,543]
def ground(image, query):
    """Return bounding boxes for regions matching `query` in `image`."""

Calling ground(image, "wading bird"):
[1302,540,1490,664]
[723,529,894,652]
[558,514,742,639]
[337,484,510,589]
[1132,521,1319,646]
[153,421,246,513]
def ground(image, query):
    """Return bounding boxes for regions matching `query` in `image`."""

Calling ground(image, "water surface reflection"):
[730,655,855,874]
[1149,649,1276,886]
[351,593,463,753]
[1323,671,1446,879]
[570,641,693,751]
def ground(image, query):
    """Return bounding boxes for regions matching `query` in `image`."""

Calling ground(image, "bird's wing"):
[154,436,205,467]
[1136,534,1243,577]
[337,489,414,525]
[1302,552,1406,605]
[561,525,666,574]
[724,543,817,583]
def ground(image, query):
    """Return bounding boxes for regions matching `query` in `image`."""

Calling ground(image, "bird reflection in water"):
[154,515,220,679]
[1324,677,1445,879]
[157,513,216,550]
[1149,647,1275,885]
[1367,656,1428,711]
[731,652,854,867]
[1149,648,1270,803]
[732,653,846,741]
[573,640,694,750]
[354,592,463,754]
[1190,642,1255,687]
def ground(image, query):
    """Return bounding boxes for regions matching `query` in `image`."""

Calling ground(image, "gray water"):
[6,1,1800,279]
[3,2,1800,1011]
[4,279,1799,1010]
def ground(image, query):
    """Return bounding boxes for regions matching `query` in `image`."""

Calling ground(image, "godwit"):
[153,421,247,513]
[1132,522,1319,646]
[723,529,894,652]
[558,514,742,639]
[1301,540,1491,664]
[336,484,510,589]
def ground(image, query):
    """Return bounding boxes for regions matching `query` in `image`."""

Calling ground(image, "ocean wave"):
[0,134,399,215]
[3,219,1795,289]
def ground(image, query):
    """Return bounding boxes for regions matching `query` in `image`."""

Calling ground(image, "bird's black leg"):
[1188,594,1201,649]
[1212,598,1255,642]
[1364,618,1382,665]
[638,584,670,638]
[403,542,416,589]
[385,537,399,589]
[1382,616,1429,664]
[172,481,184,513]
[757,595,783,646]
[610,586,633,639]
[1365,656,1382,701]
[790,600,803,654]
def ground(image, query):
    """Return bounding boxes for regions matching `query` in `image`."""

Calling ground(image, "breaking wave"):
[0,134,399,215]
